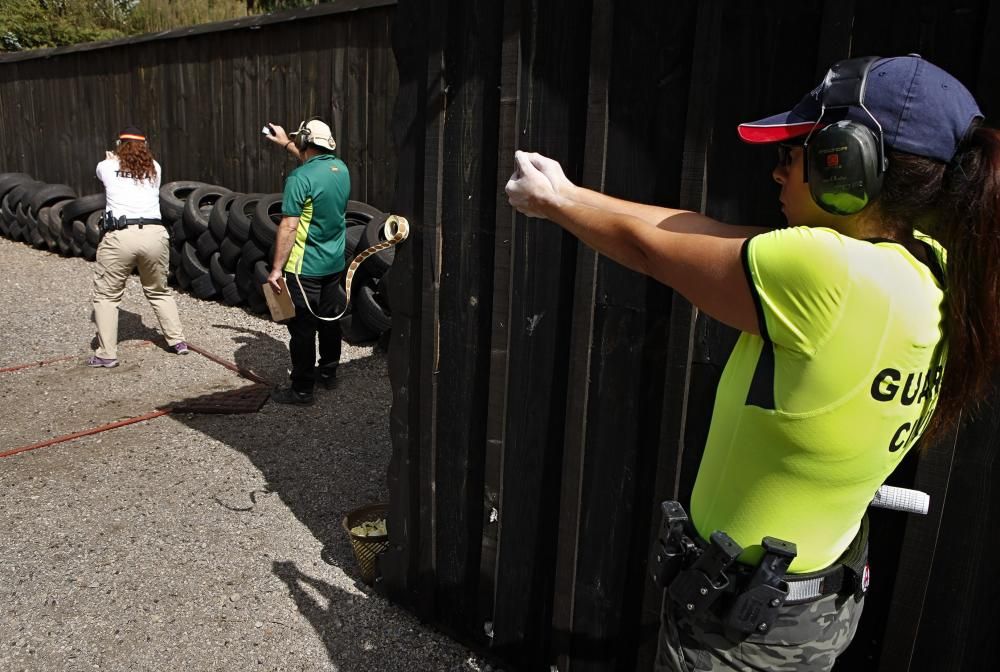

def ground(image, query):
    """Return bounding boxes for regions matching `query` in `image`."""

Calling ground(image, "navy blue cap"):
[738,56,983,162]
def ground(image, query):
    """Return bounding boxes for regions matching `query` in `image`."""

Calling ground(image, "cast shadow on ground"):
[166,324,397,665]
[88,309,165,351]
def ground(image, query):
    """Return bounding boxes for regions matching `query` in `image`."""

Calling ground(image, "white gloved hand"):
[523,152,575,197]
[505,150,559,218]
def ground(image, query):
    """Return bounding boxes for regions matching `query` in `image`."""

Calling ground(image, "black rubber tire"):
[1,192,18,231]
[181,241,209,278]
[377,265,392,313]
[6,181,44,210]
[209,192,238,242]
[183,186,231,240]
[61,194,106,223]
[28,184,77,216]
[81,241,97,261]
[221,279,243,306]
[219,235,242,271]
[235,258,255,300]
[226,193,263,243]
[250,193,282,250]
[169,241,181,270]
[85,211,103,246]
[27,208,48,249]
[241,238,267,265]
[345,223,366,258]
[345,200,384,226]
[170,218,187,244]
[356,279,392,333]
[196,229,219,263]
[0,173,32,201]
[49,200,74,254]
[210,251,235,287]
[357,212,395,277]
[253,259,270,287]
[72,219,87,245]
[159,181,207,221]
[175,263,192,291]
[190,269,218,299]
[341,314,381,345]
[38,206,59,249]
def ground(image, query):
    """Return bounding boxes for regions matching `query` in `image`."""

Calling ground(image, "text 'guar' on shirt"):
[281,153,351,277]
[96,157,162,220]
[690,226,947,573]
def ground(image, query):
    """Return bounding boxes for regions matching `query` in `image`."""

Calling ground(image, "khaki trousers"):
[91,225,185,359]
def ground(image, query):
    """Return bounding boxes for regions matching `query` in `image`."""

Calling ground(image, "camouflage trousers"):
[653,589,864,671]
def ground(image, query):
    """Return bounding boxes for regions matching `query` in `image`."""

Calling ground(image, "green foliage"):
[0,1,129,51]
[127,1,251,34]
[0,0,325,53]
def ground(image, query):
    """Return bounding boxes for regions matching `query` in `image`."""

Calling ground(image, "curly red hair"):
[115,140,157,183]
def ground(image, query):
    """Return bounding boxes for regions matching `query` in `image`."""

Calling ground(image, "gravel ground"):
[0,238,496,671]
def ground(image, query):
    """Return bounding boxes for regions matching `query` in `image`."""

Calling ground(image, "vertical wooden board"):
[550,0,610,667]
[382,0,432,613]
[328,19,349,188]
[910,389,1000,672]
[489,0,592,665]
[345,17,372,201]
[416,0,447,625]
[432,0,503,641]
[367,11,399,208]
[479,0,522,641]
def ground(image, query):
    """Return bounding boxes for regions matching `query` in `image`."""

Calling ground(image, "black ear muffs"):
[294,116,321,152]
[294,125,311,152]
[802,56,886,216]
[806,120,884,215]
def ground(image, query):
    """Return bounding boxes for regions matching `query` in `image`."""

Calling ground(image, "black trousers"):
[285,271,343,393]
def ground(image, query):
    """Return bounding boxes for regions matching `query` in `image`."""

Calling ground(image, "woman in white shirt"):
[88,126,187,368]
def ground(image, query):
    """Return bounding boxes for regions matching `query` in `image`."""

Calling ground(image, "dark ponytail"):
[879,126,1000,444]
[926,126,1000,442]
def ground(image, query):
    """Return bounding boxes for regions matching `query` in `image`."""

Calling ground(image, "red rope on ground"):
[0,340,156,374]
[187,343,271,385]
[0,409,172,459]
[0,341,268,458]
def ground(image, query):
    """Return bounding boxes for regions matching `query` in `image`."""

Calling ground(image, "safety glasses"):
[776,141,803,168]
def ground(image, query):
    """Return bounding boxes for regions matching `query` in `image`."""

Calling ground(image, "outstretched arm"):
[520,151,768,239]
[506,151,762,334]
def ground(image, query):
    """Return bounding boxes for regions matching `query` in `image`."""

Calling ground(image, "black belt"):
[102,214,163,232]
[727,518,869,605]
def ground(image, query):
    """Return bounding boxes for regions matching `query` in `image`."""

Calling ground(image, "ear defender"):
[802,56,886,216]
[293,117,321,152]
[806,120,884,215]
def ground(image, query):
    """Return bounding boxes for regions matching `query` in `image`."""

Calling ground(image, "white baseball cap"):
[290,118,337,151]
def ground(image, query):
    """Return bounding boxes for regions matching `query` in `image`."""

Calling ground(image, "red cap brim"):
[736,121,818,144]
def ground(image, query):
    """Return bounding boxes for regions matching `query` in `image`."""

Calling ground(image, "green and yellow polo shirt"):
[690,226,947,572]
[282,153,351,277]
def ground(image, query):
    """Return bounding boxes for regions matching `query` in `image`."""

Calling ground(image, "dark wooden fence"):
[0,1,398,207]
[383,1,1000,671]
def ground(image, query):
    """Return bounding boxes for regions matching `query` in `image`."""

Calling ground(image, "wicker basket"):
[342,502,389,584]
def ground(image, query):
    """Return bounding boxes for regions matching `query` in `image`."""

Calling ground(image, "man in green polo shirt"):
[264,118,350,405]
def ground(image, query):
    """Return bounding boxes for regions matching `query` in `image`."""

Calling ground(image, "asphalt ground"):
[0,237,495,671]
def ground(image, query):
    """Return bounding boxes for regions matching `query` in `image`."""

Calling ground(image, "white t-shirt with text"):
[96,157,162,220]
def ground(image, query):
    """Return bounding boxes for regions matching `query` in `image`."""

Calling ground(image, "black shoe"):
[317,368,338,390]
[271,386,315,405]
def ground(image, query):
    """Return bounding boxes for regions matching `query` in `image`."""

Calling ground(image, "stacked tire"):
[3,172,397,343]
[1,173,83,256]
